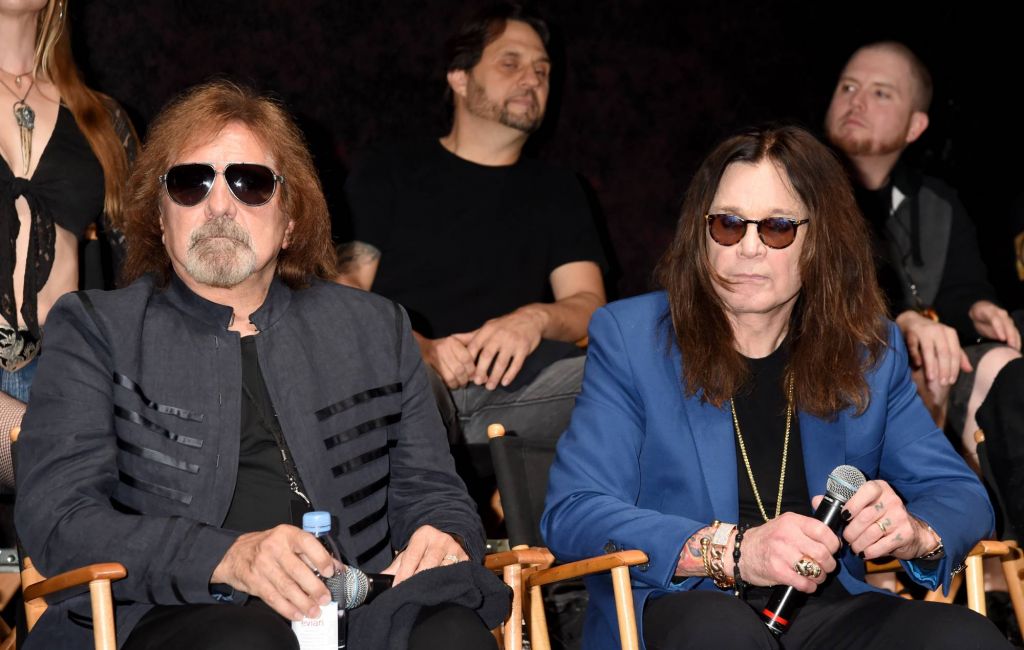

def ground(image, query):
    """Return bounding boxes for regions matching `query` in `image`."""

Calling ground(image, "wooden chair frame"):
[6,426,127,650]
[485,424,648,650]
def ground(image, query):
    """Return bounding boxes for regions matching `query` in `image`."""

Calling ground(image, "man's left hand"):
[457,307,546,390]
[969,300,1022,351]
[382,525,469,586]
[839,480,937,561]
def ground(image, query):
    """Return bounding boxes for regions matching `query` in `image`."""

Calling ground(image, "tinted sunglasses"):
[705,213,809,249]
[160,163,285,207]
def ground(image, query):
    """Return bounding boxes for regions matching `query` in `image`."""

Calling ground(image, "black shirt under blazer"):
[14,273,483,649]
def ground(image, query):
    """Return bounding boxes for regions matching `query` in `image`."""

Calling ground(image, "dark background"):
[71,1,1021,308]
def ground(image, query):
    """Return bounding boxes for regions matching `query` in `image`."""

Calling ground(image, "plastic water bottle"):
[292,511,347,650]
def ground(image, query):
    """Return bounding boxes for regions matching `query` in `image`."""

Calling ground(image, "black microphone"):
[324,566,394,609]
[760,464,866,636]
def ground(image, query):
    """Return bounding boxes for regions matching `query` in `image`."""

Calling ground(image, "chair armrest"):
[527,550,648,588]
[23,563,127,602]
[485,548,555,571]
[969,540,1010,557]
[866,558,902,573]
[867,539,1011,576]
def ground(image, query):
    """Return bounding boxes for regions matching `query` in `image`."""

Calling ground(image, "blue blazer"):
[540,292,993,650]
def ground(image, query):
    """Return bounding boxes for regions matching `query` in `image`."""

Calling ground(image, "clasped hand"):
[425,308,545,390]
[738,481,932,593]
[211,524,467,621]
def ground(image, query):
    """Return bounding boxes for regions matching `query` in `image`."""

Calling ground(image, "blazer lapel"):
[798,411,847,502]
[676,374,739,521]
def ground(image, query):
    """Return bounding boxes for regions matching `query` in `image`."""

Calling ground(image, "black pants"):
[123,598,495,650]
[642,589,1012,649]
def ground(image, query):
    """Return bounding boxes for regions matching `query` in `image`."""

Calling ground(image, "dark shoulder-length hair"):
[121,80,336,288]
[656,125,888,417]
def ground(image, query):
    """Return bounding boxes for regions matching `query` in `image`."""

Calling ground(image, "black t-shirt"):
[734,343,847,601]
[344,139,606,338]
[222,336,305,533]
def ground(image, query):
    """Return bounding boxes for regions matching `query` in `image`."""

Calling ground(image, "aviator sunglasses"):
[160,163,285,207]
[705,213,810,249]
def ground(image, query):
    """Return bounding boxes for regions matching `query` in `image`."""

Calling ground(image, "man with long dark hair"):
[542,125,1008,649]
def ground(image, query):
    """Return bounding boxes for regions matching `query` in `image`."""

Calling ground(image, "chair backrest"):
[487,425,559,549]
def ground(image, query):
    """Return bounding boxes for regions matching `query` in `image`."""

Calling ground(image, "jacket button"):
[603,541,616,554]
[637,562,649,572]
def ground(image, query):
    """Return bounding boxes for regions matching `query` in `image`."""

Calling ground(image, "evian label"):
[292,601,339,650]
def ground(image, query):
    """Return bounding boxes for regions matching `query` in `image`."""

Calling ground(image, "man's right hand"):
[895,310,972,400]
[736,512,840,593]
[418,335,477,389]
[210,525,335,621]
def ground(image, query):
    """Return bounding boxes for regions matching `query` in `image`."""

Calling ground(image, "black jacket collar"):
[165,271,293,332]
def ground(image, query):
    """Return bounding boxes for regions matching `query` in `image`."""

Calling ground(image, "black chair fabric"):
[488,433,558,549]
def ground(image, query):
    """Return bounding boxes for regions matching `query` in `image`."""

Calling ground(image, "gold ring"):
[877,519,890,534]
[793,558,822,578]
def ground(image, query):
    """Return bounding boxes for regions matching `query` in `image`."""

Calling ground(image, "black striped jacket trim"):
[113,372,205,422]
[117,438,200,474]
[331,445,388,477]
[342,475,388,507]
[114,406,204,448]
[356,533,391,565]
[67,610,93,630]
[119,470,192,505]
[315,383,403,422]
[349,503,388,536]
[323,413,401,450]
[110,497,141,515]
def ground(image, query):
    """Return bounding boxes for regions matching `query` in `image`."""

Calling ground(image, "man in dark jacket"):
[824,41,1021,465]
[14,81,501,650]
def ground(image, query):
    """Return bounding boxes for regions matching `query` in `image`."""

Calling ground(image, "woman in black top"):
[0,0,135,482]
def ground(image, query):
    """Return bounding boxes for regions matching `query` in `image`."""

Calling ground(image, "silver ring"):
[441,554,460,566]
[793,558,822,578]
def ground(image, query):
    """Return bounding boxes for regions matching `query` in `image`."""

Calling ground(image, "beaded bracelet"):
[733,524,750,599]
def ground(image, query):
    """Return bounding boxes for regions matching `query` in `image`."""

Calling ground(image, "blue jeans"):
[0,356,37,402]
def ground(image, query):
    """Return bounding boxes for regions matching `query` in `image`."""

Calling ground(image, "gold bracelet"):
[701,521,736,589]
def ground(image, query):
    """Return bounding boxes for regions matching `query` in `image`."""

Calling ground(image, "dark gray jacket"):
[15,273,483,648]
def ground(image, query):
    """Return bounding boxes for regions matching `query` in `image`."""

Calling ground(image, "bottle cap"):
[302,511,331,534]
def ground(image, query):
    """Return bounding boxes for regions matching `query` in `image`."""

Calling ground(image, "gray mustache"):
[188,219,253,249]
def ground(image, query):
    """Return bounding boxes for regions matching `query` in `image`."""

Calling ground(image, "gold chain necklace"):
[731,375,794,523]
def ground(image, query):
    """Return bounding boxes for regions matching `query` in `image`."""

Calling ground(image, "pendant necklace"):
[0,75,35,174]
[0,67,33,88]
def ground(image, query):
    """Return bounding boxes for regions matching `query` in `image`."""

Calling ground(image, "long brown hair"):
[120,80,336,288]
[35,0,134,227]
[656,125,887,417]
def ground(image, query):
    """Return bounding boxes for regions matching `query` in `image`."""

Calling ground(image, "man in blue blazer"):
[541,126,1006,649]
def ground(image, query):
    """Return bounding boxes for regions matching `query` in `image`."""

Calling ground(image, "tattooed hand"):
[840,480,939,561]
[738,513,840,593]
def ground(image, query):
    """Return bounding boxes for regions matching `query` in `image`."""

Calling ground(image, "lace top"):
[0,104,105,344]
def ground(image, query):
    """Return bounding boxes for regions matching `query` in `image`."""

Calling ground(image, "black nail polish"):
[841,509,852,522]
[857,551,865,559]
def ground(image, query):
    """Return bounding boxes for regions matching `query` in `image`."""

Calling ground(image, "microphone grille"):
[324,567,369,609]
[827,465,867,502]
